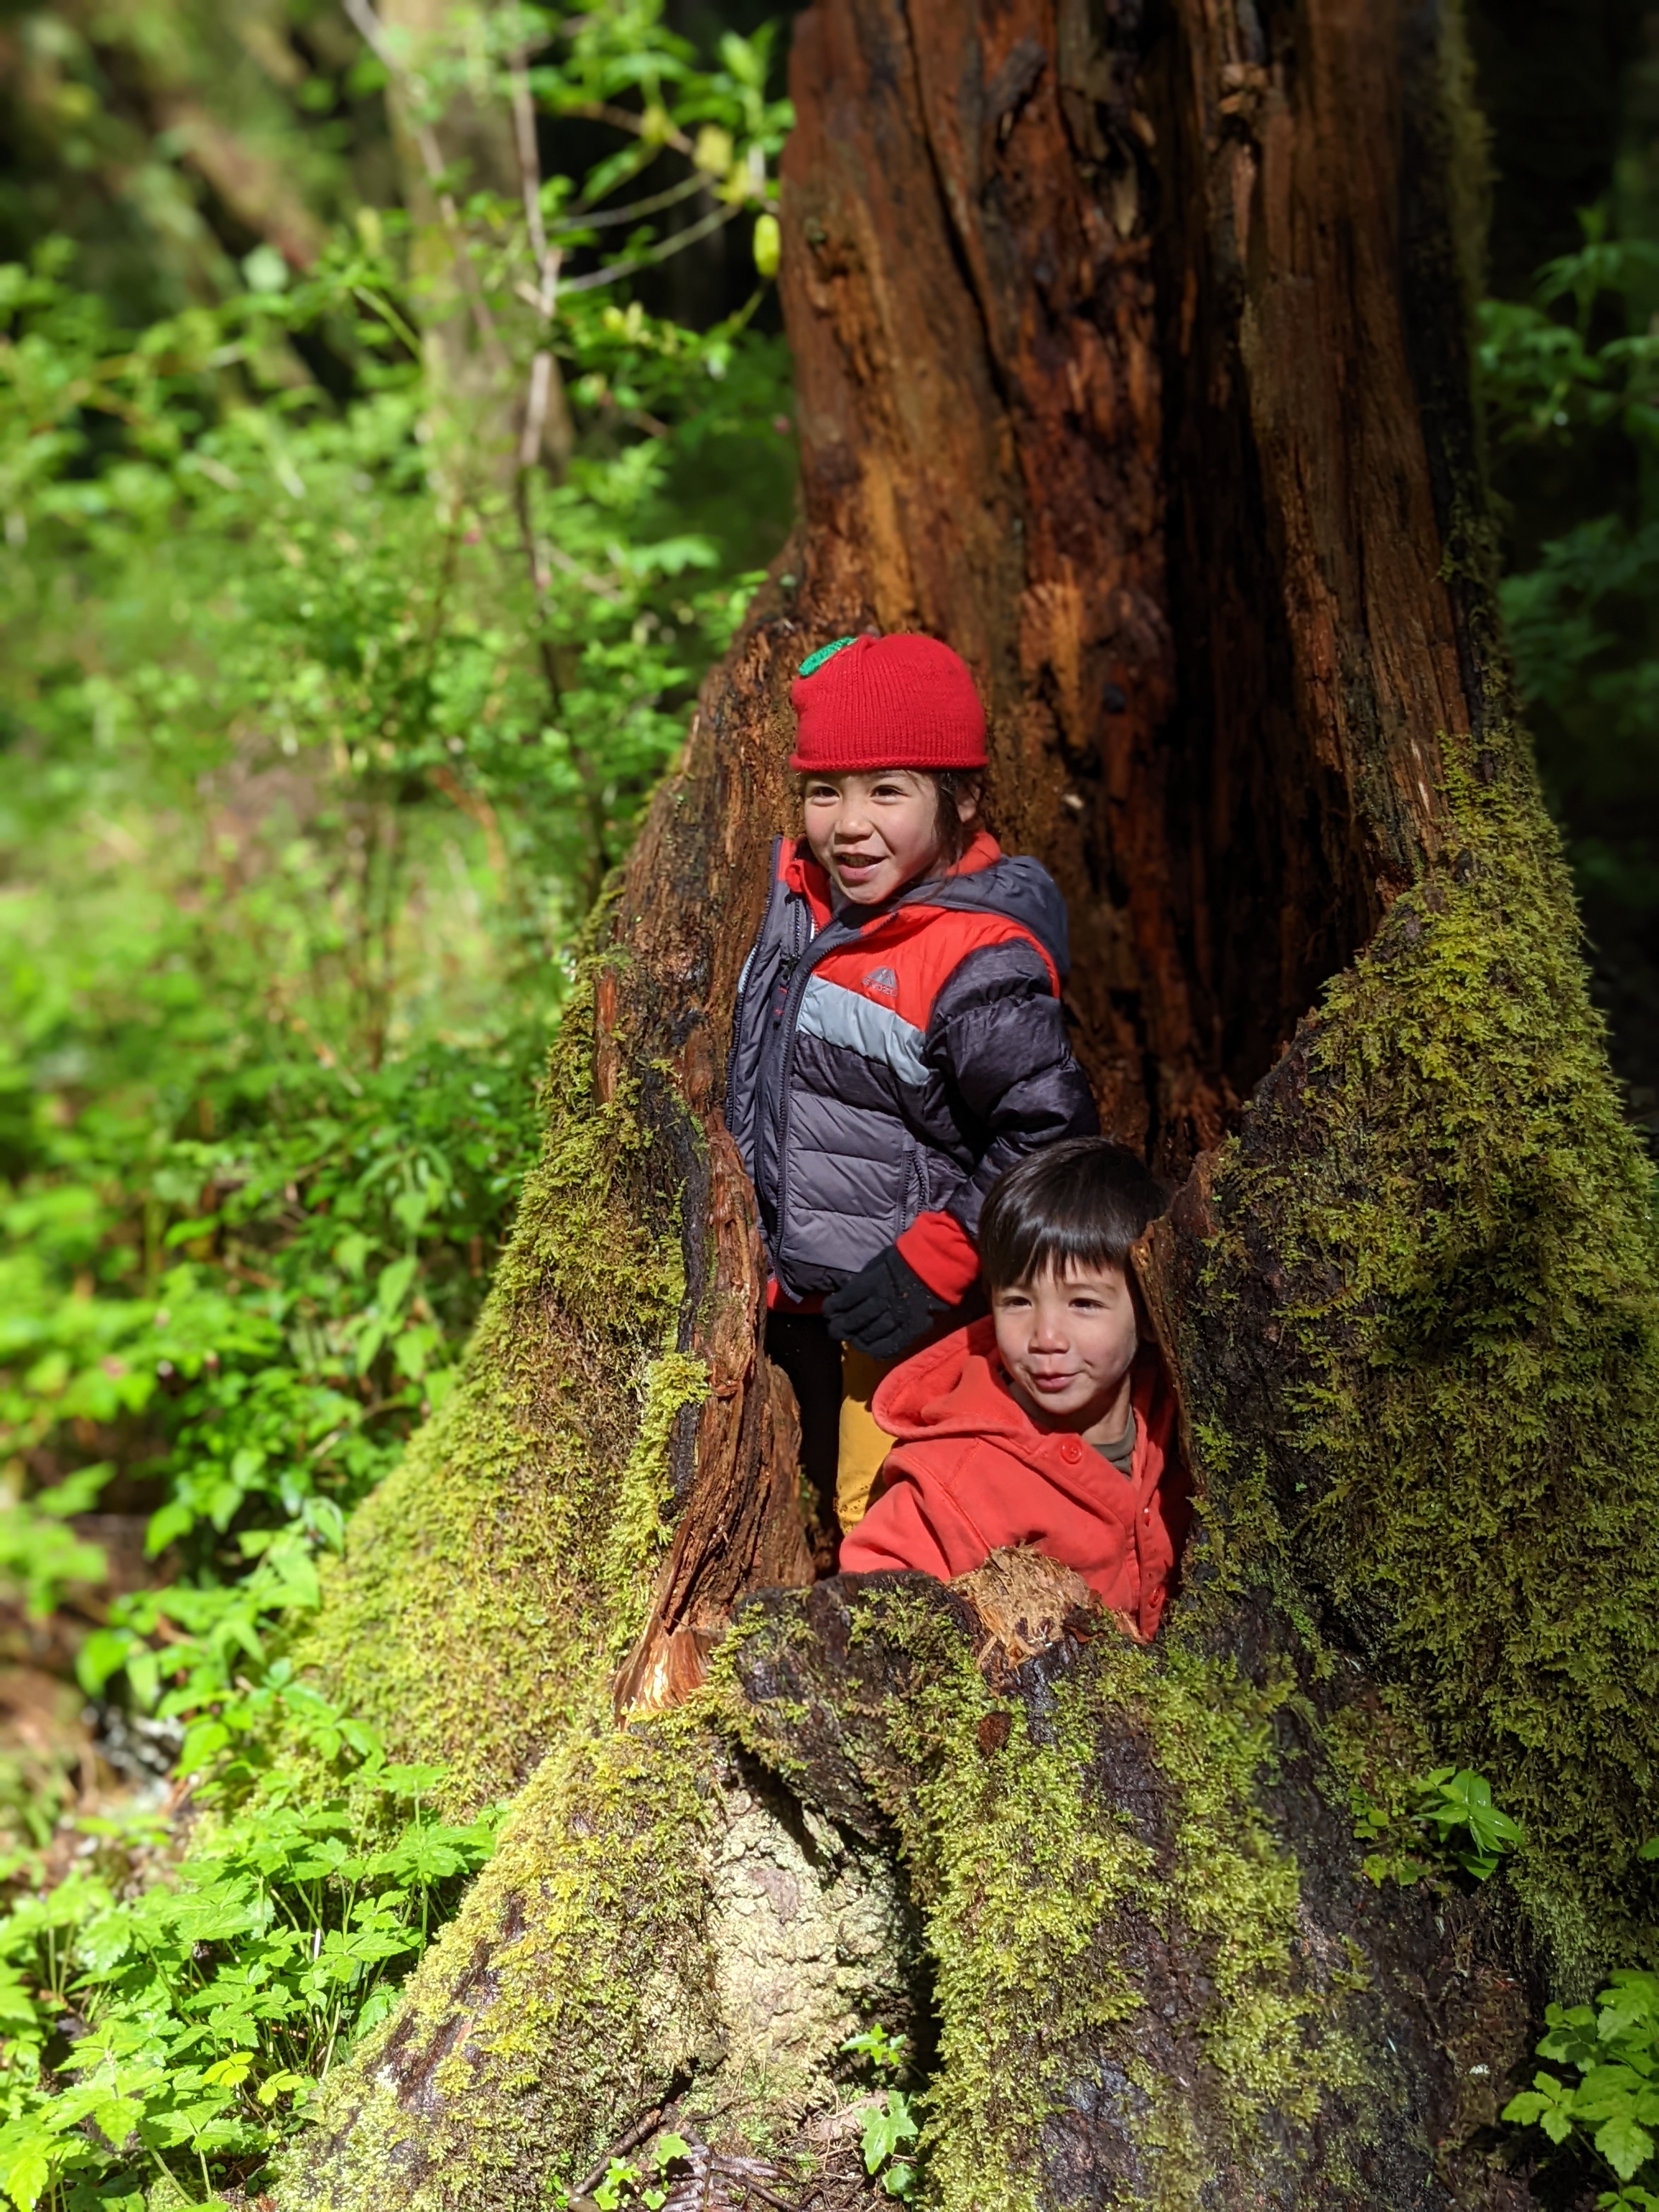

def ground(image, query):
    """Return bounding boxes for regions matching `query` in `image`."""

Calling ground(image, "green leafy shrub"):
[1504,1970,1659,2207]
[0,0,797,2186]
[1477,204,1659,975]
[0,1708,495,2210]
[0,0,794,1792]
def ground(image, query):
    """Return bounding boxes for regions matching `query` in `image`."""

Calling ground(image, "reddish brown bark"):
[601,643,816,1714]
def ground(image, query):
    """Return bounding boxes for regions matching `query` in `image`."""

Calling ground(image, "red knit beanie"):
[788,632,988,772]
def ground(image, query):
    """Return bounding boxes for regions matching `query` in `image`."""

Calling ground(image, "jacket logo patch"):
[863,966,899,998]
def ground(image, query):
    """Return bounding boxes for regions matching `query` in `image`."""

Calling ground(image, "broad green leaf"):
[1598,2114,1657,2182]
[861,2091,921,2174]
[375,1254,418,1318]
[1576,2063,1645,2117]
[0,2139,53,2211]
[1503,2091,1554,2125]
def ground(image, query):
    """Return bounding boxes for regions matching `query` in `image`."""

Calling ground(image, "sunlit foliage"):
[0,9,794,2193]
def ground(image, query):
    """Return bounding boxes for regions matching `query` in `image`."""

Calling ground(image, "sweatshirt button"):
[1059,1439,1082,1463]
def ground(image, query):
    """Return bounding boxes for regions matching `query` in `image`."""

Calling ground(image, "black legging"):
[763,1309,843,1544]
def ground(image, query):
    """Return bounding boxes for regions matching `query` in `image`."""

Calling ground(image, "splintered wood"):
[952,1547,1100,1673]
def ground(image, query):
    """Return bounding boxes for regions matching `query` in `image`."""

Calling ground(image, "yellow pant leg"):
[836,1344,899,1531]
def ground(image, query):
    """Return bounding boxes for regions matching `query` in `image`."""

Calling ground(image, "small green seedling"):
[1414,1768,1524,1880]
[594,2159,642,2210]
[842,2024,909,2074]
[645,2132,692,2209]
[1352,1765,1522,1887]
[843,2024,921,2196]
[590,2131,693,2210]
[861,2091,919,2196]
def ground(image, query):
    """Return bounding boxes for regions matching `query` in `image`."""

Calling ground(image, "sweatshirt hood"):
[872,1318,1050,1453]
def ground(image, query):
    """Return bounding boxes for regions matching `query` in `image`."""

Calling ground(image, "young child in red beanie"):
[839,1138,1190,1640]
[725,631,1099,1541]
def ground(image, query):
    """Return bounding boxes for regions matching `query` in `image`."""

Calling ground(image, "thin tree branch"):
[573,2107,672,2198]
[340,0,506,373]
[508,45,565,473]
[351,284,422,358]
[555,99,696,159]
[507,47,604,909]
[519,349,557,478]
[550,171,706,234]
[557,199,743,296]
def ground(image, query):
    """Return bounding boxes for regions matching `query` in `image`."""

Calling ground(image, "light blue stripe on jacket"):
[797,974,929,1088]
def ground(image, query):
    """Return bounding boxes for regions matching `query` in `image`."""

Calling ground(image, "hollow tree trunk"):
[279,2,1659,2207]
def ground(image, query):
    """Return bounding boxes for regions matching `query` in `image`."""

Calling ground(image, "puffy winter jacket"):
[725,831,1098,1304]
[840,1320,1189,1639]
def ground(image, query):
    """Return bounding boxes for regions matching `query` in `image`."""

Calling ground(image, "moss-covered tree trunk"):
[279,1,1659,2207]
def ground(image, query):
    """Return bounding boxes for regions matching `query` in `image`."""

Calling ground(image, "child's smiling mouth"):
[832,849,885,884]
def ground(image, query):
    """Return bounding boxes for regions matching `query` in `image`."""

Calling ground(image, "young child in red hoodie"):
[839,1138,1190,1640]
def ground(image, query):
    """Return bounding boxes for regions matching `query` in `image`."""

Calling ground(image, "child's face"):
[802,771,973,905]
[991,1263,1139,1429]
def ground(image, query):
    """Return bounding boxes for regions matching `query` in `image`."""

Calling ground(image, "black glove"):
[822,1244,948,1361]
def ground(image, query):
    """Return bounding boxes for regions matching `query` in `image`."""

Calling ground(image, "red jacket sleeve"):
[839,1457,991,1583]
[894,1209,982,1302]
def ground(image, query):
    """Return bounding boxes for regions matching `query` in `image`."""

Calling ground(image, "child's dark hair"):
[933,770,981,865]
[979,1138,1168,1292]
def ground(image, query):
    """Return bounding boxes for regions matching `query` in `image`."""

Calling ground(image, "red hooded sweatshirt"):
[838,1317,1190,1640]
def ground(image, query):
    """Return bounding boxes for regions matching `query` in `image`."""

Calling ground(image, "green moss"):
[1130,1644,1338,2126]
[607,1350,709,1587]
[285,963,699,1812]
[1193,744,1659,1970]
[1120,2057,1210,2212]
[914,1676,1151,2210]
[284,1708,724,2211]
[718,1590,1355,2212]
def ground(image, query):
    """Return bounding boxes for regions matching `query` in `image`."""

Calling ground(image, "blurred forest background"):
[0,0,1653,2202]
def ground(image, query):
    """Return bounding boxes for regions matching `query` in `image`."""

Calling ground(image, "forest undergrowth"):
[0,0,1656,2205]
[0,3,793,2199]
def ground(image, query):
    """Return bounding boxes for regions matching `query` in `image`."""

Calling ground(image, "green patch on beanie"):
[797,636,859,678]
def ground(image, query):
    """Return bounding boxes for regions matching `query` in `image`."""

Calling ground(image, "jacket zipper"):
[769,898,855,1288]
[771,950,802,1022]
[765,860,1046,1289]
